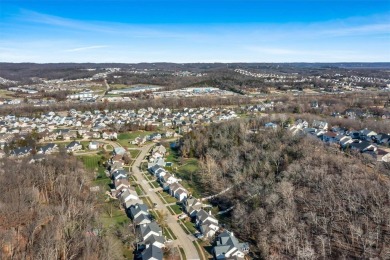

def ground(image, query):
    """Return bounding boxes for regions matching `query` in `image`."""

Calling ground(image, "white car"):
[178,214,187,220]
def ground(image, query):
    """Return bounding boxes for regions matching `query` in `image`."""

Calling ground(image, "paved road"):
[132,143,200,260]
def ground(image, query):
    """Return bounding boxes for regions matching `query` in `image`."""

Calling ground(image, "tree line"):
[0,154,125,259]
[179,118,390,259]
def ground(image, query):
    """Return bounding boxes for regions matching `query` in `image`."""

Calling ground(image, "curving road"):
[131,143,200,260]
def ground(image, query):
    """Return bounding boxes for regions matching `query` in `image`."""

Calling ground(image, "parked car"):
[178,214,187,220]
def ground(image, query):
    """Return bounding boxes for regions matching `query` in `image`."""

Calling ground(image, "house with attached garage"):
[130,203,151,226]
[338,135,354,148]
[66,141,82,152]
[373,133,390,145]
[168,182,188,202]
[359,129,377,141]
[376,149,390,162]
[213,230,249,260]
[10,146,32,157]
[113,147,126,156]
[141,244,163,260]
[111,169,128,180]
[312,120,328,130]
[196,209,220,238]
[183,197,203,218]
[322,131,338,143]
[37,143,58,154]
[137,222,163,241]
[160,172,178,186]
[120,188,139,205]
[349,141,377,153]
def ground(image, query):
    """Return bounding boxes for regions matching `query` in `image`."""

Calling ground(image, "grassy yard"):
[79,154,102,170]
[170,204,182,214]
[182,219,197,234]
[117,131,154,148]
[158,191,178,204]
[135,185,145,196]
[129,149,141,159]
[141,196,153,208]
[174,158,204,198]
[151,181,160,188]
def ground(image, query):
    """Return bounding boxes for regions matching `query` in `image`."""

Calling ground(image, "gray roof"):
[214,230,248,259]
[144,234,165,245]
[142,244,163,260]
[138,222,162,239]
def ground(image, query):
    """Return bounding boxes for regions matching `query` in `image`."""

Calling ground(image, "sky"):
[0,0,389,63]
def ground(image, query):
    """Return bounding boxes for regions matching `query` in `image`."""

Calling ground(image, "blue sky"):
[0,0,389,63]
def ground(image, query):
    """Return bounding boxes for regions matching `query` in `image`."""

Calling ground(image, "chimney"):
[209,210,212,215]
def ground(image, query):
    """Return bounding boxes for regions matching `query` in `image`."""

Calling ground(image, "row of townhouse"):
[288,119,390,162]
[147,144,250,260]
[107,152,166,260]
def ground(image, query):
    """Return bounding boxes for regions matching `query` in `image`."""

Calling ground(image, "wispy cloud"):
[64,45,108,52]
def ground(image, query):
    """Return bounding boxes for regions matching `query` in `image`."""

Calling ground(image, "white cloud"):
[64,45,108,52]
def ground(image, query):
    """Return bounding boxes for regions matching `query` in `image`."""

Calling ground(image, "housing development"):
[0,62,389,259]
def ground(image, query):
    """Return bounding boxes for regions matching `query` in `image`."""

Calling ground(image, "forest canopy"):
[180,118,390,259]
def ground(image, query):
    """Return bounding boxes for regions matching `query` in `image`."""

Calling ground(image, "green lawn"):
[165,227,177,240]
[170,205,182,214]
[151,181,160,188]
[179,222,190,235]
[166,147,180,164]
[79,154,103,170]
[158,191,177,204]
[99,204,129,229]
[183,220,197,234]
[129,149,141,159]
[174,158,203,198]
[117,131,155,148]
[141,197,152,208]
[135,185,144,196]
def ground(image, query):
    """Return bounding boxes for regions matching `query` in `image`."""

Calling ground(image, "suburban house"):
[151,145,167,157]
[373,133,390,144]
[131,136,147,146]
[359,129,377,141]
[111,169,128,180]
[102,131,117,140]
[322,131,338,143]
[37,143,58,154]
[169,182,188,202]
[148,158,166,169]
[312,120,328,130]
[196,209,220,238]
[10,146,32,157]
[183,198,203,218]
[160,172,178,186]
[130,203,151,226]
[339,136,354,148]
[66,141,82,152]
[264,122,278,129]
[137,222,163,241]
[88,141,100,150]
[141,244,163,260]
[349,141,377,153]
[213,230,249,260]
[120,189,139,205]
[113,147,126,156]
[376,149,390,162]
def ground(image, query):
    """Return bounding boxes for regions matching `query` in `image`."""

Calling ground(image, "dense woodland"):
[180,118,390,259]
[0,154,121,260]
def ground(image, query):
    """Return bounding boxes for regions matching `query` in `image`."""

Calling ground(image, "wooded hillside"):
[180,119,390,259]
[0,154,115,259]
